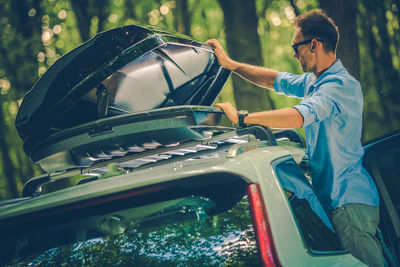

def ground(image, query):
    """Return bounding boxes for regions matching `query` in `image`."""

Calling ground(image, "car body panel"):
[0,144,365,266]
[241,148,364,266]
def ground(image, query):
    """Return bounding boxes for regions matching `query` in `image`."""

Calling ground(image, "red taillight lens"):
[247,183,280,267]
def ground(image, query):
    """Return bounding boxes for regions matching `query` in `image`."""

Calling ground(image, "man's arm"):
[206,39,279,90]
[215,102,303,129]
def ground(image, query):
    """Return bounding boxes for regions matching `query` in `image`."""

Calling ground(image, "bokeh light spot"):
[28,8,36,17]
[58,10,67,19]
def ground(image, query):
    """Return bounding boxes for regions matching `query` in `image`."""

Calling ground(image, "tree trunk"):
[96,0,111,33]
[123,0,137,22]
[70,0,91,42]
[371,0,400,118]
[319,0,360,81]
[0,0,44,199]
[361,0,400,127]
[70,0,112,42]
[218,0,275,112]
[362,16,394,131]
[10,0,42,39]
[289,0,300,16]
[174,0,191,36]
[0,103,19,198]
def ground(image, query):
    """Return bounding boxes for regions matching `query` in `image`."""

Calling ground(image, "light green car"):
[1,25,399,266]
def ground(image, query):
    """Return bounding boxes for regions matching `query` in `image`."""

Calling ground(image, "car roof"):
[0,132,305,221]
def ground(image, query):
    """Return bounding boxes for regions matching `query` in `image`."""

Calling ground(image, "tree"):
[319,0,360,80]
[218,0,275,112]
[358,0,400,138]
[0,0,45,198]
[70,0,111,42]
[174,0,191,35]
[0,105,18,198]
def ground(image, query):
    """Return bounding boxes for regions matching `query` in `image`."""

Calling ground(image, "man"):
[207,9,383,267]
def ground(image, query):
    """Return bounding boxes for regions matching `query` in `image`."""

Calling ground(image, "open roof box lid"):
[15,25,231,173]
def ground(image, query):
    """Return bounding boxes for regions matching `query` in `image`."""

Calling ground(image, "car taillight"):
[247,183,281,267]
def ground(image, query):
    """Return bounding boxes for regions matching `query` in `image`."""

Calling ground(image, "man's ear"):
[311,40,317,52]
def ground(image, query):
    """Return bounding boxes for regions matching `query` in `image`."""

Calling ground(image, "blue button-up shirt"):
[273,60,379,211]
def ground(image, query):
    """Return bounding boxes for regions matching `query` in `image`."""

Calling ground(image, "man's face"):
[291,27,315,72]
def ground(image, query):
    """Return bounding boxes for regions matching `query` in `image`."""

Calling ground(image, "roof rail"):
[237,125,277,146]
[238,126,305,148]
[22,174,51,198]
[274,129,306,148]
[0,196,32,208]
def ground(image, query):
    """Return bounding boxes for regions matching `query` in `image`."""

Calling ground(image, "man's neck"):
[314,54,337,78]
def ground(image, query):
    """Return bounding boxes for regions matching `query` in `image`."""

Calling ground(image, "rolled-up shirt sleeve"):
[274,72,308,98]
[294,84,341,127]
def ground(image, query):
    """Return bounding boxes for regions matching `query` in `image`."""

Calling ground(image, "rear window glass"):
[0,175,259,266]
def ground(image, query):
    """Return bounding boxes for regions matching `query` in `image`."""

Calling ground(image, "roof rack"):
[274,129,306,148]
[19,126,304,199]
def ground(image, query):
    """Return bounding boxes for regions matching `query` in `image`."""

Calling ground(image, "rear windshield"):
[0,174,259,266]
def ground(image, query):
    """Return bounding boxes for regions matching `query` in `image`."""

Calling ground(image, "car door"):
[363,131,400,266]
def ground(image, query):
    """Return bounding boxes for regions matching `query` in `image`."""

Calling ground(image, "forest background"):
[0,0,399,200]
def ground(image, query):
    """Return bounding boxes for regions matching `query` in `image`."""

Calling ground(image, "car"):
[0,24,399,266]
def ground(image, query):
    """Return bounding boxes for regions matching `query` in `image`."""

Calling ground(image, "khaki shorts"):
[330,203,383,267]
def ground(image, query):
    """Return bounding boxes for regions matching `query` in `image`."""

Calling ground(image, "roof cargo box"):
[15,25,231,172]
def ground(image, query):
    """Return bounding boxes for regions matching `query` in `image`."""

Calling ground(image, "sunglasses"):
[292,38,323,54]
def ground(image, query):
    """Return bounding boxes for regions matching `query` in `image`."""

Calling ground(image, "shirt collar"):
[304,60,343,96]
[311,59,343,87]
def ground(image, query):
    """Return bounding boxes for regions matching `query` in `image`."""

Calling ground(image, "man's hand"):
[206,39,239,71]
[215,102,239,124]
[207,39,278,89]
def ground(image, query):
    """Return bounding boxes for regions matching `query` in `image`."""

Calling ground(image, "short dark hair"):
[294,9,339,53]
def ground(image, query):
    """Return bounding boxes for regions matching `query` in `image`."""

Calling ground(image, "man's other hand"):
[215,102,238,124]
